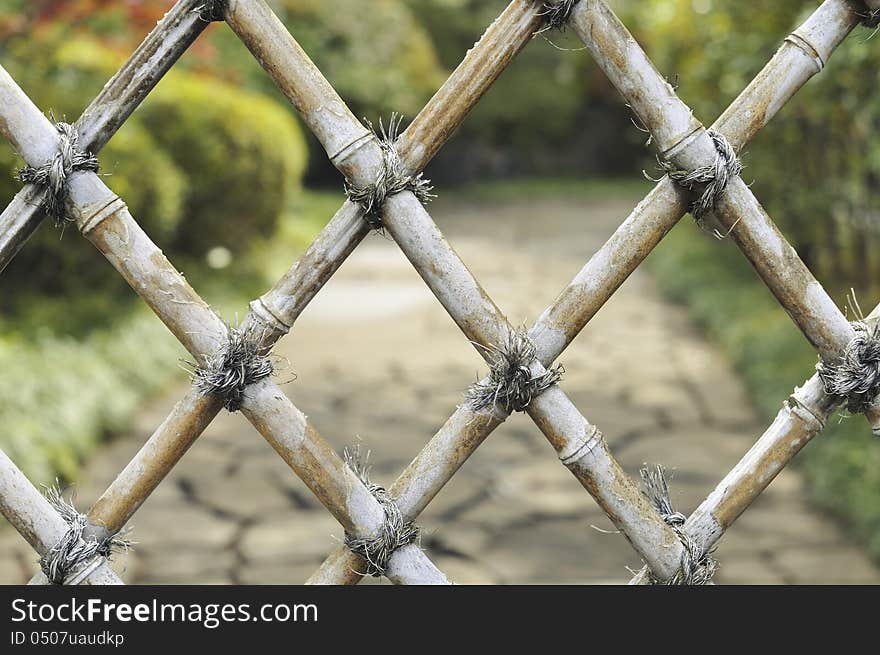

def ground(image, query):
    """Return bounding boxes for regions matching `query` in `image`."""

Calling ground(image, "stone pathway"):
[3,190,879,584]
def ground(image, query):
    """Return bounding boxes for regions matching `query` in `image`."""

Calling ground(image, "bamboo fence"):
[0,0,878,585]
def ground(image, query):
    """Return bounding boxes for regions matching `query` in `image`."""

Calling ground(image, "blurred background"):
[1,0,879,583]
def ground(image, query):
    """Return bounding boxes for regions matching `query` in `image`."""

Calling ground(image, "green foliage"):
[136,72,308,257]
[403,0,643,180]
[647,220,880,561]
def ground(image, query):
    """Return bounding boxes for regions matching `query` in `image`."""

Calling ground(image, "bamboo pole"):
[568,0,854,362]
[310,0,867,583]
[0,0,212,272]
[629,301,880,584]
[0,65,448,586]
[0,450,123,585]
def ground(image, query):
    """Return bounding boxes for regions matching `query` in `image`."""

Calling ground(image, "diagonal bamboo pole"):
[0,450,123,585]
[628,301,880,584]
[569,0,855,362]
[0,65,448,585]
[309,0,869,583]
[0,0,213,272]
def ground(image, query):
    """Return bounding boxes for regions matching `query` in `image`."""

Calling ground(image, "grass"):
[0,188,335,488]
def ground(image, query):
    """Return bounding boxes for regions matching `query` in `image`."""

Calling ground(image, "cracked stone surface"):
[3,192,879,585]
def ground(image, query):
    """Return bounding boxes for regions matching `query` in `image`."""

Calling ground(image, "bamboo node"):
[817,320,880,419]
[40,484,132,585]
[537,1,581,32]
[640,465,718,585]
[17,122,99,228]
[658,129,742,230]
[465,330,564,414]
[194,0,225,22]
[344,113,435,230]
[182,322,280,412]
[343,446,420,577]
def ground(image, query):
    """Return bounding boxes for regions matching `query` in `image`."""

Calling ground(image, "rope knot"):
[538,1,581,31]
[40,485,131,585]
[659,129,742,229]
[195,0,225,22]
[466,330,563,414]
[17,122,99,227]
[183,323,277,412]
[818,320,880,417]
[860,7,880,28]
[344,114,435,229]
[343,446,419,577]
[640,465,718,585]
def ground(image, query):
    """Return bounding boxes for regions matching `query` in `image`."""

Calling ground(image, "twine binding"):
[17,122,99,228]
[537,0,581,32]
[343,446,419,577]
[860,7,880,29]
[195,0,225,22]
[466,330,563,414]
[818,320,880,416]
[640,465,718,585]
[40,485,131,585]
[658,129,742,230]
[344,114,435,229]
[182,323,277,412]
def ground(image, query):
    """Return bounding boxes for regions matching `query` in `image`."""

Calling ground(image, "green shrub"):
[136,72,308,257]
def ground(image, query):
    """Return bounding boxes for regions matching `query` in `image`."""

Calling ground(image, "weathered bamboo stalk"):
[629,300,880,584]
[0,64,448,585]
[0,0,212,272]
[311,0,867,583]
[569,0,854,361]
[379,193,685,575]
[0,450,123,585]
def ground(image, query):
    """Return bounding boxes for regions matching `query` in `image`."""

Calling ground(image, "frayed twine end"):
[640,465,718,585]
[182,323,280,412]
[656,129,742,235]
[343,446,419,577]
[536,0,581,33]
[41,484,131,585]
[344,113,435,230]
[17,122,99,228]
[818,320,880,416]
[860,7,880,29]
[194,0,225,22]
[465,330,563,414]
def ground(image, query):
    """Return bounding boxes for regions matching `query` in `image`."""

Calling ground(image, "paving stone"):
[239,512,341,563]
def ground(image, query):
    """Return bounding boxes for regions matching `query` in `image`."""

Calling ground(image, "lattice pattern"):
[1,0,878,586]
